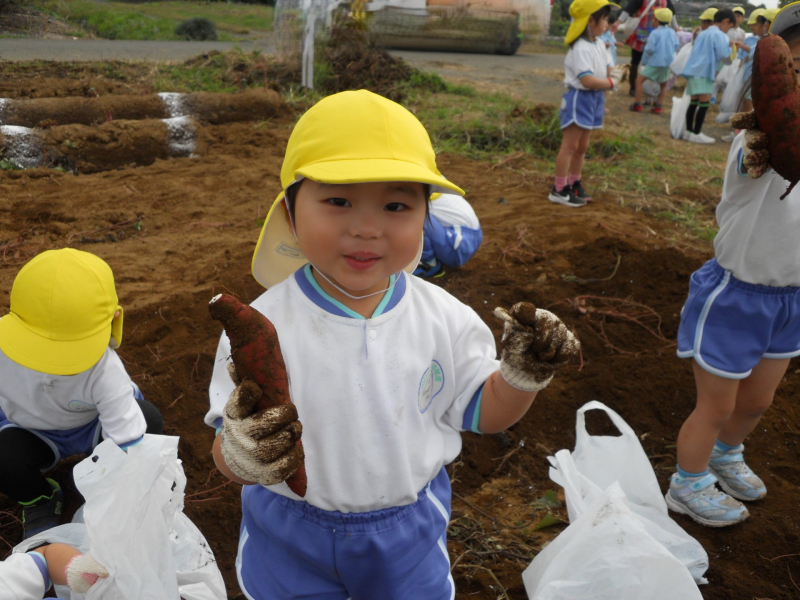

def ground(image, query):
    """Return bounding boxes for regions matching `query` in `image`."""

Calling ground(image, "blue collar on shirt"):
[294,264,406,320]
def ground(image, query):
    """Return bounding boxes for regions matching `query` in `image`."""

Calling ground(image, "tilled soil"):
[0,81,798,600]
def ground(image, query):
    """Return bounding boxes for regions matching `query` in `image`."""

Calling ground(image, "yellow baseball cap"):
[733,6,746,16]
[699,7,718,21]
[564,0,620,46]
[251,90,464,289]
[769,4,792,30]
[0,249,123,375]
[748,8,767,24]
[654,8,673,23]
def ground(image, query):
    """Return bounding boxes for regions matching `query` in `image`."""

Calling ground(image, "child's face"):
[717,18,734,33]
[735,13,744,27]
[701,20,711,30]
[610,21,619,33]
[292,180,427,296]
[589,15,609,38]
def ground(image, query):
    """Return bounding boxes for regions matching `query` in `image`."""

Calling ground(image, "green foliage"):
[175,17,218,41]
[0,158,22,171]
[404,71,475,96]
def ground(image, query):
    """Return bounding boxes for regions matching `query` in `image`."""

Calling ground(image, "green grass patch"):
[655,204,718,242]
[34,0,273,41]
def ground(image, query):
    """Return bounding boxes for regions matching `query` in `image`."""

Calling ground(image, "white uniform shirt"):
[564,38,613,90]
[0,346,146,444]
[0,552,48,600]
[727,26,746,45]
[714,133,800,287]
[206,267,499,513]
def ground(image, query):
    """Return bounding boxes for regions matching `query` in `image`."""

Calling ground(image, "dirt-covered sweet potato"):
[209,293,307,497]
[752,34,800,198]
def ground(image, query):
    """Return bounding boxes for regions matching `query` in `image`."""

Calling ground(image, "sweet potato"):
[209,293,307,497]
[752,34,800,199]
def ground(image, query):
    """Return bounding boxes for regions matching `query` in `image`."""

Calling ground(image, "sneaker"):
[548,185,586,208]
[571,180,593,202]
[413,258,444,278]
[629,102,643,112]
[651,104,662,115]
[721,132,736,143]
[665,472,749,527]
[709,443,766,501]
[681,130,692,141]
[21,479,63,539]
[688,132,715,144]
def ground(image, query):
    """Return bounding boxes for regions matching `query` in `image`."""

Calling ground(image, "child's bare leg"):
[634,75,645,104]
[567,128,592,182]
[676,360,739,473]
[718,358,789,447]
[555,125,585,180]
[658,82,668,107]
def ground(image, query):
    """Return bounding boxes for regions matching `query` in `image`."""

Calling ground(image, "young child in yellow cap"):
[0,249,164,539]
[667,2,800,527]
[1,542,107,599]
[630,7,679,114]
[550,0,621,208]
[204,89,581,599]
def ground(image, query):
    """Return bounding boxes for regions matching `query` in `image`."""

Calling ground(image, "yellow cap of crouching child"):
[251,89,465,289]
[654,8,673,23]
[699,8,718,21]
[564,0,620,46]
[0,249,123,375]
[748,8,766,25]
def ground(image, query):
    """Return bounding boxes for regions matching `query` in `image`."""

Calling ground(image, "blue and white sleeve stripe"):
[461,385,484,434]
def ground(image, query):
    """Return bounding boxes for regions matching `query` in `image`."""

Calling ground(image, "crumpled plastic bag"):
[671,93,692,139]
[522,401,708,600]
[13,435,226,600]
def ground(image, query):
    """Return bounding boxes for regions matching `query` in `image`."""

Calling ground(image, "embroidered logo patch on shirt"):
[418,361,445,413]
[67,399,95,412]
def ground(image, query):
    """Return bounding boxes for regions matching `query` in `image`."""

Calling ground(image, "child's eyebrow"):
[387,184,421,196]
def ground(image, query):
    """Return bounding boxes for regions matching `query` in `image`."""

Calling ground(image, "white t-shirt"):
[0,552,48,600]
[727,26,746,45]
[206,268,500,513]
[0,345,146,444]
[564,38,613,90]
[714,133,800,287]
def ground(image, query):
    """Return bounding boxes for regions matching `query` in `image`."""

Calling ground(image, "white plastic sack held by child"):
[671,93,692,140]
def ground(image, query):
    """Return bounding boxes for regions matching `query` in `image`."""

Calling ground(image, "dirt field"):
[1,62,799,600]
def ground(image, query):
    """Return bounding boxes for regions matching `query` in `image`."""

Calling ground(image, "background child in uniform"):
[599,12,623,67]
[693,7,717,41]
[1,543,107,599]
[681,8,735,144]
[0,249,164,539]
[551,0,622,208]
[205,89,580,599]
[630,8,679,114]
[667,3,800,527]
[414,190,483,278]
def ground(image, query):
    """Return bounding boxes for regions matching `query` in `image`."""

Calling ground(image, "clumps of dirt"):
[509,104,557,123]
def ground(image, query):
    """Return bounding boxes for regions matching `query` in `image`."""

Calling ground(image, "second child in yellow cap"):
[0,248,164,539]
[727,5,748,49]
[208,89,581,598]
[630,7,679,114]
[550,0,619,207]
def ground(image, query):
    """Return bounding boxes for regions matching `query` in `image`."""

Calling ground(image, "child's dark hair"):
[571,5,613,46]
[715,8,735,24]
[657,19,670,26]
[608,12,618,26]
[284,181,432,226]
[757,15,768,25]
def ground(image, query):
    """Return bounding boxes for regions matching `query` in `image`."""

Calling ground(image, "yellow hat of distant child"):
[654,8,673,23]
[564,0,620,46]
[748,8,767,24]
[699,7,718,21]
[769,5,793,31]
[733,6,746,16]
[251,90,465,289]
[0,249,123,375]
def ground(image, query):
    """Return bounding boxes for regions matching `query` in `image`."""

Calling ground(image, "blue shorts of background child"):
[0,249,164,539]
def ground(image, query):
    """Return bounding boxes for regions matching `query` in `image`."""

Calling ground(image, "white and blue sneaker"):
[709,443,766,501]
[665,472,749,527]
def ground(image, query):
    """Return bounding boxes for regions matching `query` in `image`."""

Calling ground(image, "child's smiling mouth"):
[344,252,381,271]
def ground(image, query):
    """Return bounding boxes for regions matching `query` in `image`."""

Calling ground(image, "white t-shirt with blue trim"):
[0,345,146,446]
[564,38,613,90]
[714,133,800,287]
[0,552,50,600]
[206,266,500,513]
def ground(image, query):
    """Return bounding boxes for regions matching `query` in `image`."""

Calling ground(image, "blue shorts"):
[559,88,605,130]
[0,383,146,470]
[677,259,800,379]
[236,467,454,600]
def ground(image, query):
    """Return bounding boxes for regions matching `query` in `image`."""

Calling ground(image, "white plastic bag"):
[14,435,226,600]
[522,483,703,600]
[719,59,749,117]
[642,79,661,100]
[670,42,692,76]
[549,401,709,582]
[671,93,691,139]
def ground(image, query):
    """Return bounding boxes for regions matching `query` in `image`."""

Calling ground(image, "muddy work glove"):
[731,111,770,179]
[221,364,304,486]
[494,302,580,392]
[65,552,109,593]
[609,67,625,91]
